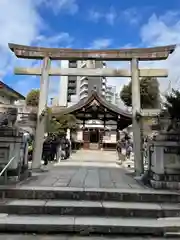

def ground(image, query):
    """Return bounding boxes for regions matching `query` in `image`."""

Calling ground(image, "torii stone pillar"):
[131,58,143,175]
[32,57,51,169]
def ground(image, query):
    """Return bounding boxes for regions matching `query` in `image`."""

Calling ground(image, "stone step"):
[151,179,180,190]
[164,231,180,237]
[2,187,180,203]
[1,199,180,219]
[0,214,177,236]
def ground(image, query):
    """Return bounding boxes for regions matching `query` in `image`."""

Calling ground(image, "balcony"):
[68,82,76,88]
[80,76,87,82]
[68,89,76,94]
[102,84,106,90]
[80,92,88,100]
[80,80,88,88]
[79,61,87,68]
[80,86,88,95]
[69,61,77,68]
[102,77,107,83]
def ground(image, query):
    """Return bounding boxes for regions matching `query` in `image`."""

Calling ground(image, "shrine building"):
[52,90,132,150]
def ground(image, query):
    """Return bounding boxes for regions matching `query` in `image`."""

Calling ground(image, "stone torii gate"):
[8,43,175,175]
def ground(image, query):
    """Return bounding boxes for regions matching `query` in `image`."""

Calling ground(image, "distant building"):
[0,81,25,105]
[106,85,116,104]
[58,60,107,107]
[78,60,107,101]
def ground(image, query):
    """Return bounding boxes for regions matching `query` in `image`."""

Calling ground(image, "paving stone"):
[53,182,69,187]
[68,168,87,188]
[114,183,131,189]
[0,215,75,232]
[74,216,163,234]
[83,169,100,188]
[7,200,46,206]
[99,169,114,188]
[44,200,103,215]
[102,201,162,210]
[46,200,102,208]
[74,216,159,227]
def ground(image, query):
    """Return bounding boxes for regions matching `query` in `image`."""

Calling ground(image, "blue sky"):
[1,0,180,100]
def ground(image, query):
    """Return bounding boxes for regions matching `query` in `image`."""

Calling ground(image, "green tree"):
[120,77,160,109]
[46,111,78,137]
[26,89,40,107]
[55,114,78,132]
[164,89,180,120]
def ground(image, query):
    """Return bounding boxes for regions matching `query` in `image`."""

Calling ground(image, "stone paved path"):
[21,165,143,189]
[69,150,118,162]
[22,150,143,189]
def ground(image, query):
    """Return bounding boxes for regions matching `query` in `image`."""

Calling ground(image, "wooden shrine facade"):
[52,91,132,150]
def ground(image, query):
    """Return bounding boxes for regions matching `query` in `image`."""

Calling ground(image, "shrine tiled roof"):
[53,90,132,120]
[0,81,25,100]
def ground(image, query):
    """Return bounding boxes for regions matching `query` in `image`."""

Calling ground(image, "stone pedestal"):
[149,132,180,189]
[0,127,24,177]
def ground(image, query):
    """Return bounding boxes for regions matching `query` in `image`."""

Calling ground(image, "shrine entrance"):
[90,129,99,143]
[8,43,175,175]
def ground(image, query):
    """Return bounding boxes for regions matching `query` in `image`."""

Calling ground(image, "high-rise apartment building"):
[106,85,117,104]
[58,60,107,106]
[78,60,107,100]
[58,60,78,107]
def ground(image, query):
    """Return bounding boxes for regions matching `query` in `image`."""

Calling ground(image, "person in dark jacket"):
[65,138,70,159]
[42,137,51,165]
[116,140,122,161]
[60,137,66,160]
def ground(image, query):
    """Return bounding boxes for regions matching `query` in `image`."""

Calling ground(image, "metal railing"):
[0,156,16,183]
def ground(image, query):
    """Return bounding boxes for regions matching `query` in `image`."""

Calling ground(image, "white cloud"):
[89,10,102,22]
[140,11,180,94]
[88,7,141,26]
[0,0,43,48]
[107,11,180,100]
[0,0,43,84]
[90,38,112,49]
[88,8,116,25]
[106,61,131,92]
[122,8,141,25]
[34,32,74,47]
[105,7,116,25]
[39,0,78,15]
[0,0,74,100]
[140,13,180,46]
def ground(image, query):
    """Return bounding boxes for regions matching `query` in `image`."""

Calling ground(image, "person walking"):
[60,136,66,160]
[116,140,122,163]
[42,137,51,165]
[65,137,70,159]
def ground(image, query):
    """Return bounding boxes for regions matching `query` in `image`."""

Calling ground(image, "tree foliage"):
[164,89,180,120]
[26,89,40,107]
[25,89,78,136]
[46,111,78,137]
[120,77,160,109]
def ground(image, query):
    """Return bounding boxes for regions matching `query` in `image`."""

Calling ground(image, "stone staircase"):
[0,187,180,236]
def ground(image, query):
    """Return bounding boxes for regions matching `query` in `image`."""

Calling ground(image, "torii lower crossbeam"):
[14,68,168,78]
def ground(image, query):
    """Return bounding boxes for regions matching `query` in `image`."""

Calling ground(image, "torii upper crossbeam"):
[9,43,176,61]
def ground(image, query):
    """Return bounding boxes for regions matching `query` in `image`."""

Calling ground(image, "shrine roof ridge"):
[52,90,132,118]
[8,43,176,61]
